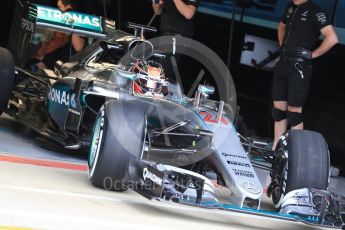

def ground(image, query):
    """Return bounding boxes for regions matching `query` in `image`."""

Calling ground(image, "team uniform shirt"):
[280,0,331,55]
[160,0,200,38]
[272,1,331,107]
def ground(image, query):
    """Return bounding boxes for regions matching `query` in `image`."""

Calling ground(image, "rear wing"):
[35,4,116,38]
[8,1,116,66]
[8,1,37,66]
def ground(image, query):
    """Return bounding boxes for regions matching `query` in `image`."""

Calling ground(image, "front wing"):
[128,159,345,229]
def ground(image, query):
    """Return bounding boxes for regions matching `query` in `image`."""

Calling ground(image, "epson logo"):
[37,6,100,27]
[48,88,76,108]
[22,18,35,33]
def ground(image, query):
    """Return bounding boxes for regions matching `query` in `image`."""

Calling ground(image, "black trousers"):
[272,56,312,107]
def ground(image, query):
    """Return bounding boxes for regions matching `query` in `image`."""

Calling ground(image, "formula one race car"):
[0,2,344,229]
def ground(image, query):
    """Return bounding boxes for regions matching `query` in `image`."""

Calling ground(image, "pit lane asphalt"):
[0,161,330,230]
[0,115,338,230]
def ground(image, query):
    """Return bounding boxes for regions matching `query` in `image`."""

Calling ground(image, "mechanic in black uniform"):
[152,0,200,38]
[151,0,200,80]
[272,0,338,150]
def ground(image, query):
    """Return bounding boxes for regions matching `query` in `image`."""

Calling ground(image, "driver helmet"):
[135,60,165,94]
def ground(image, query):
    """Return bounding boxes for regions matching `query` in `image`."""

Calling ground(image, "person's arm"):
[277,22,286,47]
[71,34,85,52]
[173,0,197,20]
[34,32,69,59]
[152,0,164,15]
[277,2,291,47]
[311,25,338,59]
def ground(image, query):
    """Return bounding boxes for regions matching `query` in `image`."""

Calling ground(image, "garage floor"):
[0,115,85,163]
[0,114,344,229]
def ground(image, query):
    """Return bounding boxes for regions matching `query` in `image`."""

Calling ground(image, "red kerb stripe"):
[0,154,87,171]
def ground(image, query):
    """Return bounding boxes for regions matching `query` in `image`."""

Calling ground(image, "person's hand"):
[36,61,47,70]
[152,0,163,4]
[293,47,313,60]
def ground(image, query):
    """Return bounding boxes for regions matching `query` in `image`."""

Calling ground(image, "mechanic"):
[29,0,85,70]
[151,0,200,80]
[271,0,338,150]
[152,0,200,38]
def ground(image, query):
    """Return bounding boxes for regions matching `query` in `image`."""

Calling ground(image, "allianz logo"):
[37,6,100,27]
[48,88,76,108]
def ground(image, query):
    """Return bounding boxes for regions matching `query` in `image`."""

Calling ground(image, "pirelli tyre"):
[0,48,15,112]
[269,130,330,208]
[88,100,146,191]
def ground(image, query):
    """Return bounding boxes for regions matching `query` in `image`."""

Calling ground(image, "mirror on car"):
[198,85,215,95]
[54,60,64,76]
[113,69,136,80]
[128,39,154,61]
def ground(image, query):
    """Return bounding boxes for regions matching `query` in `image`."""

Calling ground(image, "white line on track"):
[0,185,124,202]
[0,208,166,230]
[0,184,293,224]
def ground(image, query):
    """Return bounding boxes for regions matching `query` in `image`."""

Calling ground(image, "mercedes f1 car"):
[0,2,344,229]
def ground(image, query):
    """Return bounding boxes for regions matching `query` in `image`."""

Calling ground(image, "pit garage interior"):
[0,0,345,229]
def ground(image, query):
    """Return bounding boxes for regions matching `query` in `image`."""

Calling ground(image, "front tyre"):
[269,130,330,208]
[88,100,145,191]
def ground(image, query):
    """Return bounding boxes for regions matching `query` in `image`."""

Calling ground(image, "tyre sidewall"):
[88,100,145,191]
[0,48,15,111]
[274,130,329,207]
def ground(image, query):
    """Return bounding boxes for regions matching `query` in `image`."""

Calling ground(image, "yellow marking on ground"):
[0,227,35,230]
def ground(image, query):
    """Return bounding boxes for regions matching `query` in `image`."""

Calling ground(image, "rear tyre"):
[88,100,145,191]
[269,130,330,207]
[0,48,15,112]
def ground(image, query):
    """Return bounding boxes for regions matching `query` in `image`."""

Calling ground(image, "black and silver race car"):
[0,2,344,228]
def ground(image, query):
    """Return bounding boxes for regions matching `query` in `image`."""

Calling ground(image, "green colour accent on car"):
[35,4,103,34]
[89,116,101,165]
